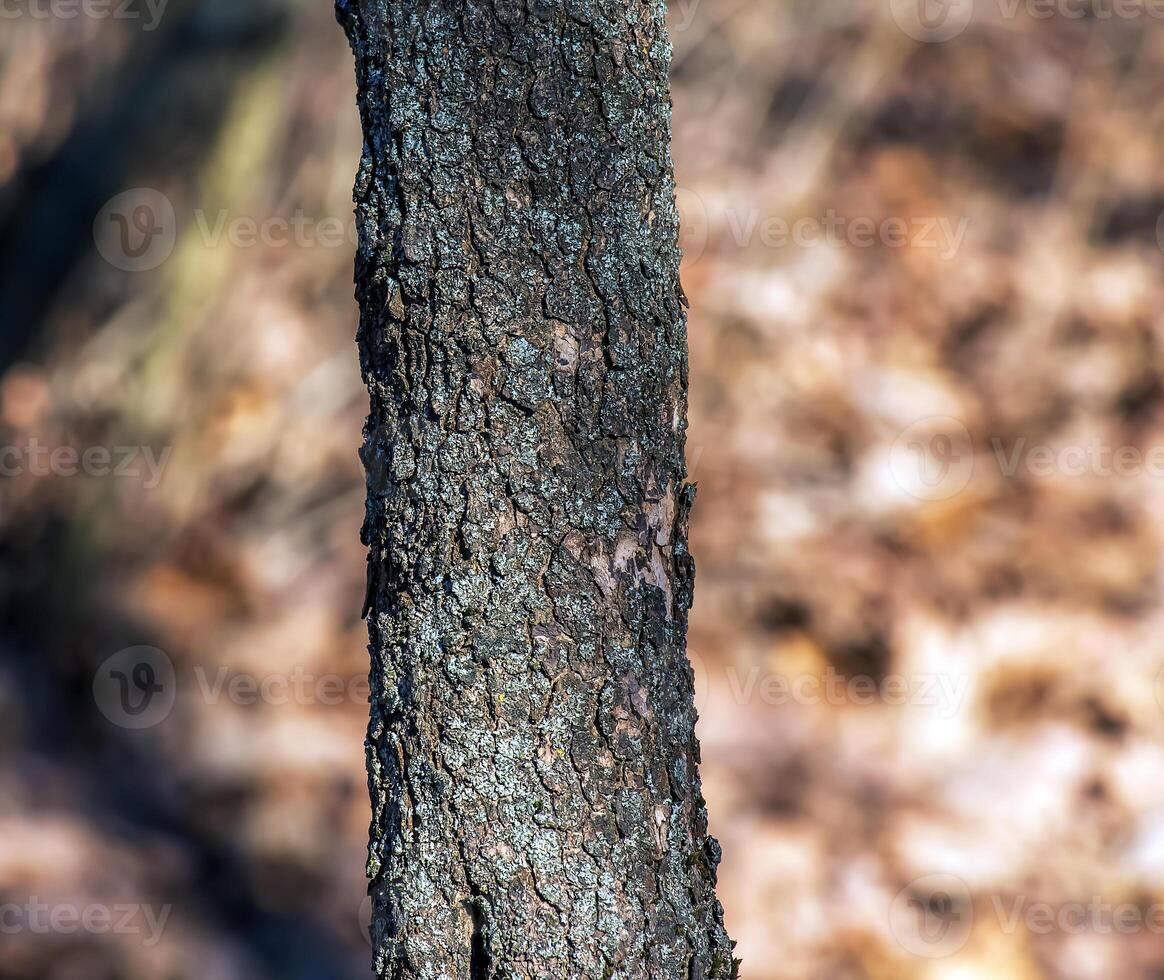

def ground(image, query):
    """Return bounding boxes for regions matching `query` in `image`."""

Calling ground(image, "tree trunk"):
[338,1,736,976]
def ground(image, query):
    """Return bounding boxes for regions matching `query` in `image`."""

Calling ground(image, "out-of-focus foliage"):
[3,1,1164,978]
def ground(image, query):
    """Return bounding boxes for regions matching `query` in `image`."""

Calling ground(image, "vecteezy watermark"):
[890,0,1164,42]
[1152,664,1164,715]
[889,0,976,40]
[890,417,976,502]
[0,897,172,947]
[93,189,359,273]
[986,896,1164,935]
[93,646,370,730]
[668,0,875,34]
[673,191,970,266]
[724,665,968,717]
[670,0,700,31]
[359,894,373,948]
[994,0,1164,17]
[191,665,370,708]
[683,650,966,717]
[191,209,358,251]
[724,209,970,260]
[1154,210,1164,257]
[890,874,974,958]
[676,187,710,265]
[0,439,172,488]
[0,0,168,30]
[93,647,177,730]
[892,874,1164,959]
[890,416,1164,501]
[93,189,177,272]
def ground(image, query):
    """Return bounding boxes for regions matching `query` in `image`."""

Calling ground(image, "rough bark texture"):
[338,0,735,976]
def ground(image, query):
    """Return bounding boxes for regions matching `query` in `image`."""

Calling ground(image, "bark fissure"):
[468,891,491,980]
[339,0,736,976]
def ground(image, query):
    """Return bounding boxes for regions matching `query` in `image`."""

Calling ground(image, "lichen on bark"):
[338,0,736,976]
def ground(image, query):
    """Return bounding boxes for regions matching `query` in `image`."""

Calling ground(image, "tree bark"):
[338,0,735,976]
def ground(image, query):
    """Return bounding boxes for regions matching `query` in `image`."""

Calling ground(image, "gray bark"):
[338,0,736,976]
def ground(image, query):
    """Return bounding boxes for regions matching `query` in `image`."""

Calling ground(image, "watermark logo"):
[669,0,701,31]
[689,649,710,715]
[92,649,372,730]
[688,655,968,716]
[675,190,970,268]
[892,417,1164,502]
[359,895,373,948]
[93,646,176,730]
[723,209,970,259]
[94,190,365,272]
[892,878,1164,958]
[890,416,976,501]
[1000,0,1164,19]
[0,439,172,488]
[1153,665,1164,715]
[0,0,168,30]
[988,895,1164,935]
[889,0,975,41]
[0,898,171,946]
[93,188,176,272]
[191,209,358,251]
[891,0,1164,39]
[890,873,974,958]
[727,665,968,716]
[191,665,370,708]
[362,421,400,496]
[676,187,709,266]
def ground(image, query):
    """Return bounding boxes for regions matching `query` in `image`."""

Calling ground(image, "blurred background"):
[3,0,1164,977]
